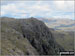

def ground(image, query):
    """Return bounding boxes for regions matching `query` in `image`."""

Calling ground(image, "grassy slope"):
[51,30,74,51]
[1,20,38,55]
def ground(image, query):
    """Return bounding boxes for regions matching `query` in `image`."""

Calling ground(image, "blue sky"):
[1,0,74,20]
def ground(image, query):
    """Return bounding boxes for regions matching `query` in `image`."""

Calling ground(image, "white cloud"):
[54,1,65,10]
[53,1,74,12]
[1,1,74,19]
[1,1,52,17]
[53,14,74,20]
[1,3,18,15]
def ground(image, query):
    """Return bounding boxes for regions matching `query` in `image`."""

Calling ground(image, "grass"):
[51,30,74,51]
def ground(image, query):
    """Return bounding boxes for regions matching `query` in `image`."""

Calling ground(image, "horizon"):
[0,16,75,21]
[1,0,74,20]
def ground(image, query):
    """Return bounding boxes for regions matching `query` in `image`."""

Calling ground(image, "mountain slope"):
[51,30,74,51]
[1,17,64,55]
[1,19,38,55]
[41,18,75,30]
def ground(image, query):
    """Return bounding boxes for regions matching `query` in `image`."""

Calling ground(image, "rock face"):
[1,17,64,55]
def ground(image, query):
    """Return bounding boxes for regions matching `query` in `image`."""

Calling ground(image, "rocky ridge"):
[1,17,64,55]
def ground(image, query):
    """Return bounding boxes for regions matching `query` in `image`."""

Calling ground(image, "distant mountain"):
[1,17,65,55]
[40,18,75,31]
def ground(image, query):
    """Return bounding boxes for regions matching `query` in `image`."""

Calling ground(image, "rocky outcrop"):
[1,17,64,55]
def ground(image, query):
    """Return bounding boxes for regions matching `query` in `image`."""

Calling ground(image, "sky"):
[1,0,75,20]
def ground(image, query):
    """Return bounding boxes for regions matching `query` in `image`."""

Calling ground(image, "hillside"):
[41,18,75,30]
[50,30,74,51]
[1,17,65,55]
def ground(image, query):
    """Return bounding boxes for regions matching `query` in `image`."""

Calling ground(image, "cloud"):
[1,0,74,19]
[53,1,74,12]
